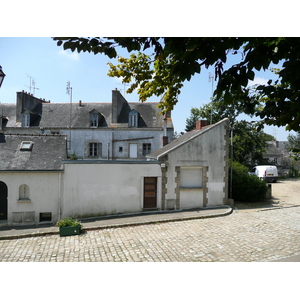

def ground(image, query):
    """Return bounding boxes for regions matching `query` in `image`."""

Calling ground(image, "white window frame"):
[23,112,30,127]
[129,111,138,127]
[20,141,34,151]
[90,112,99,127]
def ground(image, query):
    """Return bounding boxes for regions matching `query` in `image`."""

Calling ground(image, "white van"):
[250,165,278,183]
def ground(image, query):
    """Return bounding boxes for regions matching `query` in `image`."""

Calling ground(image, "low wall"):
[62,161,162,218]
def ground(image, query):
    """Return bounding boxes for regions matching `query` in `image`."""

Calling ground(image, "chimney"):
[79,100,82,107]
[162,136,168,147]
[196,120,207,130]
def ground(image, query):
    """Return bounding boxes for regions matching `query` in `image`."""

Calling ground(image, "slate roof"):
[147,118,228,160]
[0,101,173,129]
[0,133,67,171]
[0,104,19,127]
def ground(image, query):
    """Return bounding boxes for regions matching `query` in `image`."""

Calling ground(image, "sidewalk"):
[0,205,232,240]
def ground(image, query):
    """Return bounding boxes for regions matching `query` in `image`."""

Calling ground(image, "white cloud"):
[248,77,269,86]
[59,50,79,61]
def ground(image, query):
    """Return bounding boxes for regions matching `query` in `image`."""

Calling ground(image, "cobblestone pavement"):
[0,204,299,262]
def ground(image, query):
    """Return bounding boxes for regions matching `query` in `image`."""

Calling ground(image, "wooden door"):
[0,181,8,220]
[143,177,157,208]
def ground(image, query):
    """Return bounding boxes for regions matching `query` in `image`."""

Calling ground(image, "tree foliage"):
[229,160,268,202]
[185,101,273,166]
[53,37,300,131]
[185,97,247,132]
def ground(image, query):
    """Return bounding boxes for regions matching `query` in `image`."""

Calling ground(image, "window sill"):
[18,199,31,203]
[180,187,203,190]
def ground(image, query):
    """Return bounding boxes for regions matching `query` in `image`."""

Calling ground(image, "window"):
[89,143,98,157]
[39,212,52,222]
[129,110,138,127]
[143,143,151,156]
[19,184,30,200]
[90,112,99,127]
[119,147,123,152]
[20,141,34,151]
[23,112,30,127]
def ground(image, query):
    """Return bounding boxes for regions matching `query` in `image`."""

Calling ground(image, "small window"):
[20,141,34,151]
[19,184,30,200]
[39,212,52,222]
[119,146,123,152]
[143,143,151,156]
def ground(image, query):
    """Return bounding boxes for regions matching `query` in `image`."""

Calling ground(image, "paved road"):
[0,179,299,262]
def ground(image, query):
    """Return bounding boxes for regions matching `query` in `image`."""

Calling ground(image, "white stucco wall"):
[47,128,173,160]
[165,119,229,208]
[61,162,162,218]
[0,172,62,226]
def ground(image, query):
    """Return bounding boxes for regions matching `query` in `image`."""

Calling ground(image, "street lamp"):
[0,66,6,88]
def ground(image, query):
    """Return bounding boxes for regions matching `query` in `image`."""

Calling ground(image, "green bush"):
[229,160,268,202]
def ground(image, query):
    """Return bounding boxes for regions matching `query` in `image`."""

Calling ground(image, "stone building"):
[0,89,174,160]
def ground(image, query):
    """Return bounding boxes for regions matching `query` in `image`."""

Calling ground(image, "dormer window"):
[90,110,99,128]
[23,111,30,127]
[129,110,138,127]
[1,117,8,128]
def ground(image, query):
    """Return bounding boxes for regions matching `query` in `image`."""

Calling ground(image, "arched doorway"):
[0,181,8,220]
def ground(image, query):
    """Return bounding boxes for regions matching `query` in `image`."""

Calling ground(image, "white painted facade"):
[0,119,229,227]
[0,172,62,226]
[149,119,229,210]
[61,161,162,218]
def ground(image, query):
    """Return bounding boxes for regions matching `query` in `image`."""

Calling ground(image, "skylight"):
[20,141,34,151]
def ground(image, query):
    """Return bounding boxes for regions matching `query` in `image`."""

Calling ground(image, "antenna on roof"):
[66,81,73,150]
[118,82,129,97]
[208,72,214,125]
[32,79,39,96]
[26,74,39,95]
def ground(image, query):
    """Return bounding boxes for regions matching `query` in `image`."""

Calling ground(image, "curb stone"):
[0,206,233,240]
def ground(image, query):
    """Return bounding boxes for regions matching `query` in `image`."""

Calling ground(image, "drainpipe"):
[58,172,62,222]
[162,115,168,147]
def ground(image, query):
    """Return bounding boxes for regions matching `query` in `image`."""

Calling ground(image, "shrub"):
[229,160,268,202]
[56,217,82,229]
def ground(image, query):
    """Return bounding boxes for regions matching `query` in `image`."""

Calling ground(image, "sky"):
[0,37,297,141]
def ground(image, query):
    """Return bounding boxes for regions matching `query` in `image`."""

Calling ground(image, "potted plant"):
[56,217,82,237]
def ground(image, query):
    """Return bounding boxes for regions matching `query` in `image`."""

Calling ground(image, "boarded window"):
[180,167,203,188]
